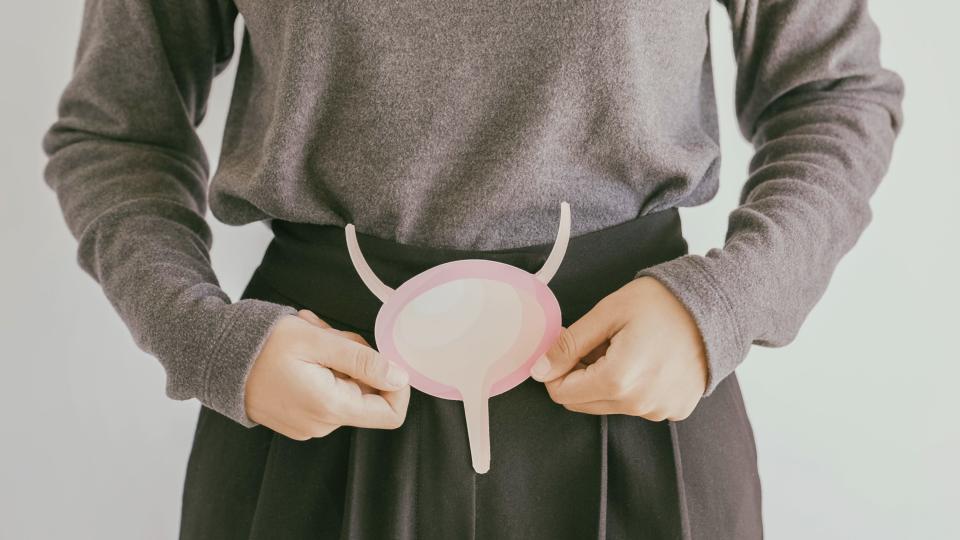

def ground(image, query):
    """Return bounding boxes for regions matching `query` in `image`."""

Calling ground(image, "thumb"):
[530,306,619,383]
[320,338,410,392]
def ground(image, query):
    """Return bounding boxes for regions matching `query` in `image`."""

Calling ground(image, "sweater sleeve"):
[42,0,297,427]
[635,0,905,395]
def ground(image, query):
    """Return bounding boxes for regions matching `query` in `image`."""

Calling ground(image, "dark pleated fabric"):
[179,208,763,539]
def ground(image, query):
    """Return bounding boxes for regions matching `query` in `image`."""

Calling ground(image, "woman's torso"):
[211,0,721,250]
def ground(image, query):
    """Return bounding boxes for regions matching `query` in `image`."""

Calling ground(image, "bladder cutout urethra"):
[345,202,570,474]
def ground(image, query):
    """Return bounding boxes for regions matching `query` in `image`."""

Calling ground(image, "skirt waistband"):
[251,207,688,331]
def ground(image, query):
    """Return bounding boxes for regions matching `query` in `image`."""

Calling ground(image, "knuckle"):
[646,361,667,380]
[669,402,697,422]
[284,429,311,441]
[354,347,383,381]
[556,329,579,360]
[634,396,658,415]
[544,381,561,400]
[562,404,584,414]
[644,409,668,422]
[307,396,331,418]
[340,397,364,420]
[623,402,646,417]
[604,376,631,398]
[317,397,346,422]
[545,381,571,404]
[310,423,338,438]
[587,402,613,415]
[343,331,365,344]
[391,393,411,418]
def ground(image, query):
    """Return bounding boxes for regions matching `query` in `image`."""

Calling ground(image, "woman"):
[43,0,903,538]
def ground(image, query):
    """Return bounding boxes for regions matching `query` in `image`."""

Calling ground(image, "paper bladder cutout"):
[344,201,571,474]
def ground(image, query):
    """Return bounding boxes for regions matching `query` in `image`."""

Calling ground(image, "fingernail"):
[530,356,551,380]
[387,364,409,387]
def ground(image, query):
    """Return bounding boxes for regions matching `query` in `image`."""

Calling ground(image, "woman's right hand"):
[244,309,411,440]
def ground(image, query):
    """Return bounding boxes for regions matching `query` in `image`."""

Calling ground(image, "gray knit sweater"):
[42,0,904,428]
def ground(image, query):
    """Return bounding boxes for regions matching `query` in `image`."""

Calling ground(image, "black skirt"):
[179,208,763,539]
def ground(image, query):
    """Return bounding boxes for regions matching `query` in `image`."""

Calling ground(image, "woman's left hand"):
[530,276,708,422]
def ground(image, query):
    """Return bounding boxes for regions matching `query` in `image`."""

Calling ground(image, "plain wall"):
[1,2,956,538]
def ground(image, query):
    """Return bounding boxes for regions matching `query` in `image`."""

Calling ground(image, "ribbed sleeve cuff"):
[635,255,748,397]
[167,299,298,428]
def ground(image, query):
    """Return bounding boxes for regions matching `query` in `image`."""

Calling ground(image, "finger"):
[379,384,411,418]
[297,309,331,329]
[326,378,407,429]
[562,400,622,416]
[331,372,378,394]
[333,376,364,399]
[314,336,409,392]
[531,304,621,383]
[272,416,340,441]
[545,355,628,404]
[298,419,342,439]
[581,342,608,366]
[562,399,659,419]
[275,425,311,441]
[332,376,409,416]
[266,414,310,440]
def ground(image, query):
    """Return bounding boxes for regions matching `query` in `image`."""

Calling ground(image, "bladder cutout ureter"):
[344,202,571,474]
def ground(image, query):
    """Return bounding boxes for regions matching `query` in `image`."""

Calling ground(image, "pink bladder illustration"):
[344,202,571,473]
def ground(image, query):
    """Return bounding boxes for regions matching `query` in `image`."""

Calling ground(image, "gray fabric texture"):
[42,0,904,427]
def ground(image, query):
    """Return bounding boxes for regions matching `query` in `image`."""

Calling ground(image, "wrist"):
[174,299,298,428]
[634,255,746,396]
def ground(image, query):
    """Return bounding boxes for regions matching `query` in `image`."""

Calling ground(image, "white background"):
[1,2,957,538]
